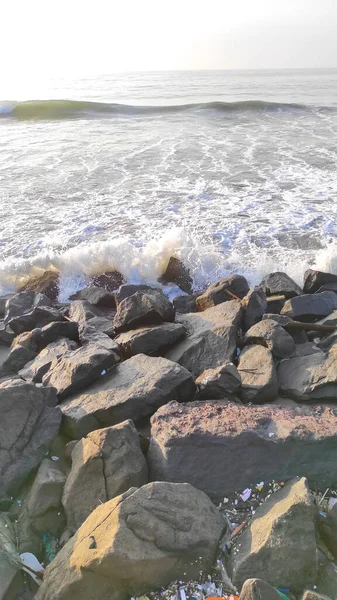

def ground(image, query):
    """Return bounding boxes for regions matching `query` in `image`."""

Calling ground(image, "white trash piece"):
[20,552,45,586]
[328,497,337,511]
[240,488,252,502]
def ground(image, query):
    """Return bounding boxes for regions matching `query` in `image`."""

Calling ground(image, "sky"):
[1,0,337,85]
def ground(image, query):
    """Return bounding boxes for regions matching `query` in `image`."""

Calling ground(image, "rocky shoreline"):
[1,262,337,600]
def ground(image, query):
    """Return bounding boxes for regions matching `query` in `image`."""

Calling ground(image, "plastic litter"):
[256,482,264,491]
[276,592,289,600]
[328,497,337,511]
[240,488,251,502]
[51,456,59,461]
[20,553,45,586]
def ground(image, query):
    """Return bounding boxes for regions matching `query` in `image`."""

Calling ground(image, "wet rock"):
[115,284,155,305]
[91,270,125,291]
[19,269,60,301]
[4,291,51,322]
[115,322,186,357]
[26,458,66,535]
[19,338,78,382]
[0,320,15,346]
[260,271,302,298]
[7,305,63,335]
[0,379,61,503]
[278,347,337,400]
[239,579,281,600]
[303,269,337,294]
[281,291,337,322]
[173,294,198,313]
[68,299,98,326]
[114,289,175,333]
[70,285,116,308]
[0,293,14,318]
[62,420,148,533]
[166,300,242,378]
[196,274,249,311]
[61,354,196,438]
[158,257,193,294]
[148,400,337,500]
[36,482,224,600]
[242,318,296,359]
[196,363,241,399]
[238,345,278,404]
[42,343,119,400]
[241,287,268,331]
[229,478,316,593]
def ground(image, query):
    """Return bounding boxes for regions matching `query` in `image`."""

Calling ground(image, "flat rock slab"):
[196,362,241,399]
[166,301,242,378]
[114,289,175,333]
[42,343,119,400]
[0,380,61,503]
[61,354,196,438]
[281,291,337,322]
[148,400,337,501]
[19,338,78,382]
[278,346,337,400]
[115,322,186,357]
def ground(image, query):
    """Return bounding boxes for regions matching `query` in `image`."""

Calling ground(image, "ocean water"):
[1,69,337,299]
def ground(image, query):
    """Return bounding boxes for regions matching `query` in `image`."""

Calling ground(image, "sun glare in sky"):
[1,0,336,94]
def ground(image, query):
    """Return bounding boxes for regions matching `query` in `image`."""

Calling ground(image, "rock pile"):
[1,266,337,600]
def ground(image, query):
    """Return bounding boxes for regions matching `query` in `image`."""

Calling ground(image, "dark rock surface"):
[115,322,186,357]
[196,274,249,311]
[242,318,296,359]
[260,271,302,298]
[281,291,337,322]
[114,289,175,333]
[238,345,278,403]
[196,362,241,399]
[241,287,268,331]
[158,257,193,294]
[303,269,337,294]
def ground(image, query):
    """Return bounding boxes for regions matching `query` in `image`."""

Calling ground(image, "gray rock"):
[0,320,15,346]
[19,338,78,382]
[295,342,324,357]
[278,348,337,400]
[148,400,337,500]
[15,320,78,353]
[79,324,120,353]
[238,345,278,403]
[4,291,51,322]
[70,286,116,308]
[68,299,97,325]
[158,257,193,294]
[0,514,20,600]
[242,318,296,359]
[115,322,186,357]
[260,271,302,298]
[317,310,337,327]
[62,420,148,533]
[114,289,175,333]
[42,343,119,400]
[0,380,61,502]
[166,301,242,378]
[241,287,268,331]
[195,362,241,399]
[302,592,333,600]
[0,294,14,318]
[281,291,337,322]
[0,343,37,375]
[229,478,316,593]
[83,315,114,337]
[317,332,337,352]
[173,294,198,314]
[316,562,337,599]
[303,269,337,294]
[8,306,63,335]
[239,579,282,600]
[61,354,196,438]
[196,274,249,311]
[36,482,224,600]
[115,284,154,305]
[316,283,337,294]
[26,458,66,535]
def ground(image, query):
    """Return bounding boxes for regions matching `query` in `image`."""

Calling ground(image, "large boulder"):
[260,271,302,298]
[148,400,337,501]
[115,322,185,357]
[242,318,296,359]
[12,320,79,354]
[62,420,148,533]
[19,269,60,300]
[0,380,61,503]
[0,294,14,318]
[173,294,198,314]
[91,270,125,291]
[303,269,337,294]
[158,257,193,294]
[68,299,97,325]
[195,362,241,399]
[79,324,120,353]
[115,284,154,305]
[4,291,51,322]
[241,287,268,331]
[7,306,64,335]
[114,289,175,333]
[19,338,78,382]
[25,458,66,535]
[166,300,242,378]
[0,514,20,600]
[61,354,195,438]
[302,593,332,600]
[239,579,282,600]
[281,291,337,322]
[36,482,225,600]
[238,345,278,403]
[0,320,15,346]
[70,286,116,308]
[229,478,316,593]
[196,274,249,311]
[42,344,119,400]
[278,347,337,400]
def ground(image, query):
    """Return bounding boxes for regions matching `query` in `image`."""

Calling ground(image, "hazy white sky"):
[1,0,337,81]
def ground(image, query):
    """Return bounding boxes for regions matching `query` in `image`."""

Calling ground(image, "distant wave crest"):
[0,98,332,121]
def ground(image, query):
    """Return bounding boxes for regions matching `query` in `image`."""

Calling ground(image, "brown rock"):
[241,287,268,330]
[115,322,186,357]
[239,579,282,600]
[158,257,193,294]
[278,347,337,401]
[196,362,241,399]
[196,274,249,311]
[148,400,337,501]
[238,345,278,403]
[91,270,125,291]
[114,289,175,333]
[19,270,60,301]
[173,294,198,313]
[242,318,296,359]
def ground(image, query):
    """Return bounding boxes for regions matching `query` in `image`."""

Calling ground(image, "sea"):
[1,69,337,300]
